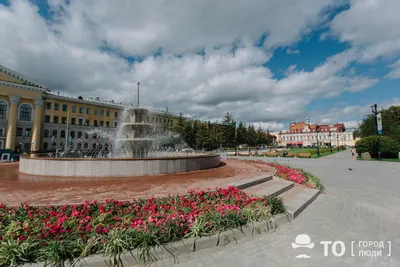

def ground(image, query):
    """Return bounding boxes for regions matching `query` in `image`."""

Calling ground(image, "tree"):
[195,122,208,150]
[247,124,257,147]
[236,121,247,145]
[355,105,400,142]
[356,136,400,158]
[256,125,266,146]
[222,112,235,146]
[173,112,185,135]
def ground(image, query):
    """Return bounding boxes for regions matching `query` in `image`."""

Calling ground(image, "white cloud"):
[330,0,400,62]
[47,0,340,55]
[0,0,384,128]
[286,49,300,55]
[386,60,400,79]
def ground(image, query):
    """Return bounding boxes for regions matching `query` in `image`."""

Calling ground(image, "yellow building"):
[0,64,181,152]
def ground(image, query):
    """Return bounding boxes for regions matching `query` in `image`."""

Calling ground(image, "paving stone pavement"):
[145,151,400,267]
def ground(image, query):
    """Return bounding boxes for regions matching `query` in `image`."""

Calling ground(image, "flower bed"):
[228,158,324,192]
[0,187,276,266]
[265,162,324,192]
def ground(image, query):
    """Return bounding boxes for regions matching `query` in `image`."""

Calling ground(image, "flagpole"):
[65,108,69,151]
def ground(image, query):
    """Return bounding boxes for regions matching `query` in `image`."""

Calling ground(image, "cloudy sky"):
[0,0,399,131]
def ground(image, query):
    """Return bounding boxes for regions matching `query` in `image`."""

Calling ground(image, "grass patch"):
[356,157,399,162]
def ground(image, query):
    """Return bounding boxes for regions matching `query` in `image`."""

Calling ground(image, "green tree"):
[256,126,266,146]
[173,112,185,135]
[247,124,257,146]
[355,105,400,141]
[236,121,247,145]
[195,122,209,150]
[222,112,235,146]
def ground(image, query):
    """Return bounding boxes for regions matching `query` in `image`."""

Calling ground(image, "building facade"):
[0,64,180,152]
[278,121,357,147]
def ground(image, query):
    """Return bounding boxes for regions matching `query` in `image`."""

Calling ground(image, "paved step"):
[229,174,273,190]
[243,177,294,198]
[279,184,320,220]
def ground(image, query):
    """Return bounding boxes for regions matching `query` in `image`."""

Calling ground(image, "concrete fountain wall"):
[19,154,221,178]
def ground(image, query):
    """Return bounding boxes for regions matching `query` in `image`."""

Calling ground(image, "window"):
[77,143,82,149]
[43,143,48,150]
[71,118,76,125]
[86,108,90,115]
[156,118,158,123]
[45,115,51,123]
[53,116,59,124]
[54,103,60,111]
[100,121,104,127]
[106,110,110,117]
[79,106,84,114]
[0,101,7,119]
[84,143,88,149]
[19,104,32,121]
[44,129,49,137]
[25,128,32,137]
[114,121,118,128]
[78,118,83,126]
[114,112,118,118]
[92,143,97,149]
[78,131,82,138]
[94,120,98,127]
[62,104,67,112]
[93,133,97,139]
[106,121,110,127]
[85,133,89,139]
[61,130,66,138]
[152,117,154,122]
[146,116,149,122]
[100,110,104,116]
[72,106,76,113]
[16,128,23,136]
[46,102,51,110]
[52,130,57,138]
[94,109,98,116]
[62,117,67,124]
[85,119,90,126]
[0,128,3,137]
[70,131,75,138]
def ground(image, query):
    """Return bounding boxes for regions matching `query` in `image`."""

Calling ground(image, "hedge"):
[356,136,400,158]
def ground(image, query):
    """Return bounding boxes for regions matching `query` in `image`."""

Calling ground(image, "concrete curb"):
[22,214,290,267]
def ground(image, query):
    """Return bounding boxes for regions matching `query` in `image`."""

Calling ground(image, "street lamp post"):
[137,82,140,107]
[371,104,382,160]
[316,125,320,156]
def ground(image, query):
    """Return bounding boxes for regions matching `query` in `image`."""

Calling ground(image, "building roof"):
[0,64,48,89]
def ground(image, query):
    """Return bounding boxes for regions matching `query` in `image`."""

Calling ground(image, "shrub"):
[356,136,400,158]
[266,197,285,215]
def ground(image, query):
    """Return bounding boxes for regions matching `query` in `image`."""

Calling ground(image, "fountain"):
[115,107,154,158]
[19,105,221,178]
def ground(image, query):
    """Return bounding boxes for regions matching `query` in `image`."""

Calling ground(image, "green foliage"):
[355,105,400,142]
[265,197,285,215]
[297,169,325,192]
[355,135,400,159]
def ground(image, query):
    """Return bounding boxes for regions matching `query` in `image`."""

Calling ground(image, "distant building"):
[278,121,357,147]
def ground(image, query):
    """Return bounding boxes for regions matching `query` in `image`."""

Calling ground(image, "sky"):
[0,0,399,131]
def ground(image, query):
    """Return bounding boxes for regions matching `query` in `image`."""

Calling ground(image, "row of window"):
[44,115,117,128]
[0,102,33,121]
[43,129,100,139]
[282,134,353,141]
[43,142,110,151]
[45,102,118,118]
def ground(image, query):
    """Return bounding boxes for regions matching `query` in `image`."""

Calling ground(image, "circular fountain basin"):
[19,153,221,178]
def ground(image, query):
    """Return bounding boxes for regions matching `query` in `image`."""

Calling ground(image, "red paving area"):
[0,159,274,206]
